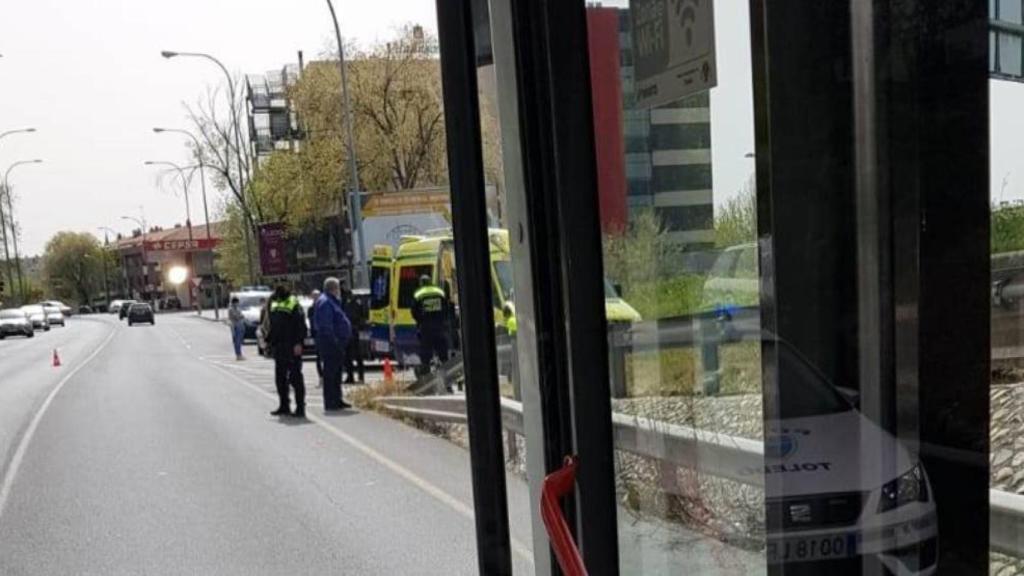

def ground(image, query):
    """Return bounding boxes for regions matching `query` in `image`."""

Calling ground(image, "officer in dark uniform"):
[411,275,450,375]
[342,287,366,384]
[266,285,307,418]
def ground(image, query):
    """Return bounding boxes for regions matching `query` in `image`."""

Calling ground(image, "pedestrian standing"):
[308,289,323,387]
[314,277,352,411]
[342,287,365,384]
[411,275,450,376]
[228,297,246,361]
[266,285,307,418]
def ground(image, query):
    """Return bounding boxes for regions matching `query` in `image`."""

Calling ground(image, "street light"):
[0,128,37,297]
[144,160,193,241]
[325,0,367,288]
[121,214,148,302]
[161,49,256,284]
[3,159,43,301]
[153,128,212,240]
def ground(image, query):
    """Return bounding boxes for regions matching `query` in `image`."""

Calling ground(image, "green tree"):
[992,203,1024,254]
[41,231,105,305]
[715,175,757,247]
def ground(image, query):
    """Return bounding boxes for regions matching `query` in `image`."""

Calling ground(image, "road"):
[0,313,534,575]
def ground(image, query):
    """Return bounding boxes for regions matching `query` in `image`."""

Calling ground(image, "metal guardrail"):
[379,394,1024,557]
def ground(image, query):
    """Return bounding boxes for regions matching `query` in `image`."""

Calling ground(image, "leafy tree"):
[992,203,1024,254]
[715,174,757,247]
[41,232,106,305]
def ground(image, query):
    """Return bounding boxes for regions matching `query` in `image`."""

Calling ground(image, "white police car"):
[760,342,937,574]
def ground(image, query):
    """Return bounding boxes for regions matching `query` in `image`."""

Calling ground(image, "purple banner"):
[258,223,288,276]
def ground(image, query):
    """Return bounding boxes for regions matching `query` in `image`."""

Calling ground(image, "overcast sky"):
[1,0,1021,256]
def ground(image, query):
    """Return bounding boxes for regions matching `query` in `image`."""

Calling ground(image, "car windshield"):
[21,306,43,314]
[131,304,150,311]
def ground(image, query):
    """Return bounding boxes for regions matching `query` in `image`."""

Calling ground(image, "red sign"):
[259,223,288,276]
[144,238,219,252]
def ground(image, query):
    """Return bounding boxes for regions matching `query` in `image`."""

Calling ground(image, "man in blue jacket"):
[314,277,352,411]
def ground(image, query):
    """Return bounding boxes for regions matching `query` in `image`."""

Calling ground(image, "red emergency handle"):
[541,455,587,576]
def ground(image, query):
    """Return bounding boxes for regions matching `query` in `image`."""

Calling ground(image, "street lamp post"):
[144,160,194,242]
[161,50,256,285]
[0,128,36,301]
[121,214,148,303]
[3,159,43,301]
[325,0,367,288]
[153,128,211,239]
[97,226,120,310]
[153,128,221,319]
[145,160,201,313]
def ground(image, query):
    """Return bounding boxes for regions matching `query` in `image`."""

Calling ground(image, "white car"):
[39,300,73,317]
[229,290,272,340]
[760,341,937,574]
[20,305,50,331]
[42,305,66,327]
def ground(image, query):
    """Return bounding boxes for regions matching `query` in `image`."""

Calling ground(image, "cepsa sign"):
[144,238,219,252]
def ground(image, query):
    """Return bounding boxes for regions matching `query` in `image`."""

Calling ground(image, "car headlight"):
[878,463,929,512]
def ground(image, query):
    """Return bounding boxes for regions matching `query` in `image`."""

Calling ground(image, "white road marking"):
[0,326,118,522]
[204,360,535,564]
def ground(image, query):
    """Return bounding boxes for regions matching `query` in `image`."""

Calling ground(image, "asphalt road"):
[0,313,534,575]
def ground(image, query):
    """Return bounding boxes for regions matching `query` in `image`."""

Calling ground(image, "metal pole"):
[3,159,42,302]
[0,185,14,300]
[101,231,111,310]
[326,0,367,288]
[162,51,256,284]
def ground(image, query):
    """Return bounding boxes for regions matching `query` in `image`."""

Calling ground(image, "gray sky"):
[1,0,1020,256]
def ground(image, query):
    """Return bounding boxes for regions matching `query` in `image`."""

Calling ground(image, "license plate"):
[359,330,371,341]
[373,340,390,353]
[766,533,857,564]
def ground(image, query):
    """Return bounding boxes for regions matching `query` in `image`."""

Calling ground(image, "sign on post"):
[631,0,717,109]
[258,223,289,277]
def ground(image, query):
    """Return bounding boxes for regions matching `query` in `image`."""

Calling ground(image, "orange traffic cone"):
[383,357,394,384]
[52,349,61,368]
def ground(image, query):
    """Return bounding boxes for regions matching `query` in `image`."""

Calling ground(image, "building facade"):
[113,223,223,309]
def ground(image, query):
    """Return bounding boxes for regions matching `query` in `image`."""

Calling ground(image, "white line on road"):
[0,326,119,522]
[204,361,535,565]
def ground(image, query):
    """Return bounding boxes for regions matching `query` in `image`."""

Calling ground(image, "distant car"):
[109,300,126,314]
[78,305,94,314]
[702,242,761,312]
[127,303,155,326]
[39,300,73,317]
[119,300,138,320]
[0,309,34,339]
[43,305,66,327]
[20,305,50,331]
[162,296,182,310]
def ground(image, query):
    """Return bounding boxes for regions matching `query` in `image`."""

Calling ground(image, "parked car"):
[39,300,73,317]
[230,289,272,340]
[0,309,34,339]
[20,305,50,331]
[78,305,94,314]
[43,305,66,327]
[119,300,138,320]
[127,303,155,326]
[109,300,126,314]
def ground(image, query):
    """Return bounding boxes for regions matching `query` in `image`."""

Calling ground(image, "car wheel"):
[128,321,133,326]
[26,331,34,338]
[44,325,50,332]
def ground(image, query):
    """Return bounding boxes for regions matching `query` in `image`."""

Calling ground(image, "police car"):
[759,341,937,574]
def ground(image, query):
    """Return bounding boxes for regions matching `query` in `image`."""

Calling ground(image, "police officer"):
[411,275,450,375]
[266,285,307,418]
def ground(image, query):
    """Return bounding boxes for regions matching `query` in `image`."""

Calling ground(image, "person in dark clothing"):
[314,277,352,411]
[308,289,323,387]
[266,285,307,418]
[411,275,450,375]
[342,287,366,384]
